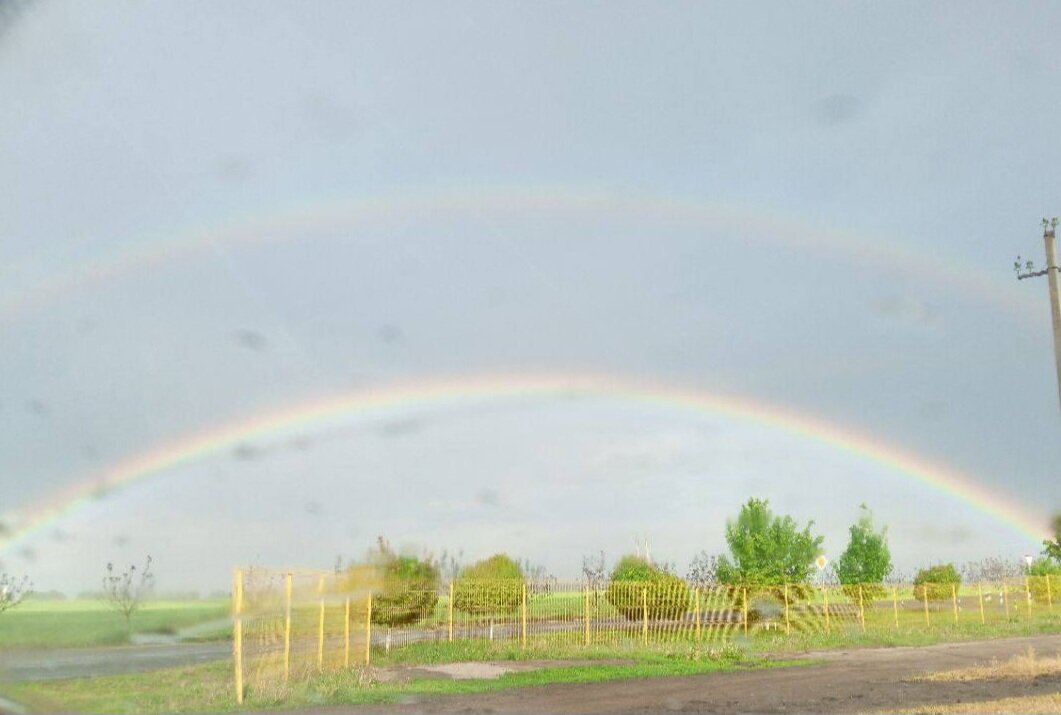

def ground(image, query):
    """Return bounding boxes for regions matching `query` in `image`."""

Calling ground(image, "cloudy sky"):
[2,1,1060,592]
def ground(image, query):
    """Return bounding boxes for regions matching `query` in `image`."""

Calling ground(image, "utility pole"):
[1015,217,1061,410]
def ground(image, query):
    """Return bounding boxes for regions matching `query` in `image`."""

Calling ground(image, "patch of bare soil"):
[332,634,1061,714]
[375,659,634,683]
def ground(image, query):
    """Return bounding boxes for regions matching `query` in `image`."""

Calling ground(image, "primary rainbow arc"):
[0,372,1047,553]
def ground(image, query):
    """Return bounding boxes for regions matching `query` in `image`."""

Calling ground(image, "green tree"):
[715,498,824,591]
[452,554,524,616]
[1043,512,1061,562]
[605,555,689,621]
[912,563,961,603]
[835,505,892,600]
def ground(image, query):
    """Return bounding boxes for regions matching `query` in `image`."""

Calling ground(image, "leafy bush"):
[369,544,440,627]
[605,555,689,621]
[1028,558,1061,604]
[913,563,961,602]
[452,554,524,616]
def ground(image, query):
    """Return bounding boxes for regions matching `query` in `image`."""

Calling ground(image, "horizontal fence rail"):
[231,568,1060,703]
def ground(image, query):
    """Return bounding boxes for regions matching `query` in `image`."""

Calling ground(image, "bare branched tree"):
[960,556,1024,583]
[0,572,32,614]
[102,555,154,634]
[518,558,556,596]
[686,551,721,587]
[437,549,464,584]
[581,551,607,589]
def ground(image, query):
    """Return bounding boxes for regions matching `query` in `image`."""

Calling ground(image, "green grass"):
[0,647,802,714]
[0,599,229,648]
[738,608,1061,653]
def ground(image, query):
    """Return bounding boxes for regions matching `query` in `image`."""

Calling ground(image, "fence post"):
[364,592,373,665]
[858,585,866,633]
[583,586,590,646]
[922,585,930,627]
[521,583,527,649]
[1025,576,1032,618]
[742,587,748,636]
[977,582,985,624]
[891,585,898,630]
[641,588,648,646]
[1003,582,1010,620]
[1048,575,1054,611]
[448,582,454,642]
[950,583,958,625]
[823,586,830,633]
[344,597,351,668]
[694,588,702,642]
[233,568,244,705]
[783,584,790,635]
[317,576,325,671]
[284,573,292,683]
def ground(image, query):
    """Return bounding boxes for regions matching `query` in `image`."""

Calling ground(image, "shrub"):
[452,554,524,616]
[913,564,961,602]
[605,555,689,621]
[370,549,440,628]
[1028,558,1061,604]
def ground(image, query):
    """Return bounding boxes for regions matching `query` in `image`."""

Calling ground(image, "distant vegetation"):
[24,589,66,601]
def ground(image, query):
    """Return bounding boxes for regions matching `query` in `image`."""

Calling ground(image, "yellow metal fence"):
[231,569,1059,703]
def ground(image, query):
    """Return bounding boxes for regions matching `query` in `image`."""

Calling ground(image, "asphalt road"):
[0,642,231,682]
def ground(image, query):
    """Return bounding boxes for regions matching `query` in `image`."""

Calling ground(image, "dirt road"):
[335,634,1061,714]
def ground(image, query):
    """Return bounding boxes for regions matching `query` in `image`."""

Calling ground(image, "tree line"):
[349,499,1061,626]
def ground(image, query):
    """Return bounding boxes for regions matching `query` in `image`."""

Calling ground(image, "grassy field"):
[0,599,229,648]
[0,647,803,713]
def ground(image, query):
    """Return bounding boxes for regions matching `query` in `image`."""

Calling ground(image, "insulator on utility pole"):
[1015,218,1061,411]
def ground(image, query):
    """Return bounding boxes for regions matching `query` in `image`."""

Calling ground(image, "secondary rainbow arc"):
[1,189,1036,324]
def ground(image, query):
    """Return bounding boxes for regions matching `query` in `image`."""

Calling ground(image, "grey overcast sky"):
[2,1,1060,592]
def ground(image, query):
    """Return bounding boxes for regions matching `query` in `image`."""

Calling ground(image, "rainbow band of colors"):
[1,372,1047,552]
[1,189,1036,323]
